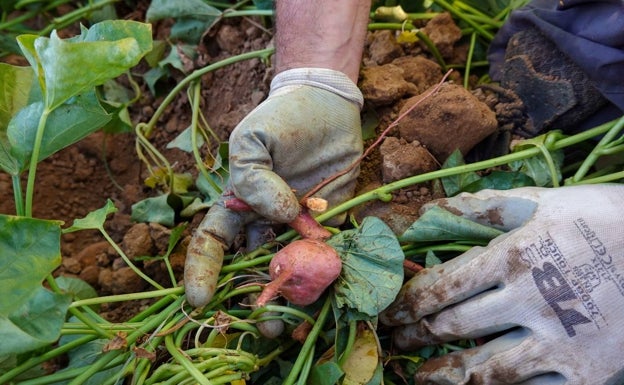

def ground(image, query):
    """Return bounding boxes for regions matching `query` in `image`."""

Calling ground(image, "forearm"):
[275,0,371,83]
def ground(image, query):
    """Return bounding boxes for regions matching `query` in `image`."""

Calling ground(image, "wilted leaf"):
[341,328,379,385]
[330,217,404,317]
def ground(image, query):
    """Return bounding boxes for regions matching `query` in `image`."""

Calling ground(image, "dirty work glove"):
[380,185,624,385]
[185,68,364,307]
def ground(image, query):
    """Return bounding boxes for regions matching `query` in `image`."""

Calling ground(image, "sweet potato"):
[256,238,342,307]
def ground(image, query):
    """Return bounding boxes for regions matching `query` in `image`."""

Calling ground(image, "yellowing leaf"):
[341,328,379,385]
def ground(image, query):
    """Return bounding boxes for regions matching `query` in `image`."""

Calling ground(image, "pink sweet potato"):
[224,196,342,307]
[256,238,342,307]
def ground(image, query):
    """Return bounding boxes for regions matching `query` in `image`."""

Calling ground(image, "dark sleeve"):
[488,0,624,125]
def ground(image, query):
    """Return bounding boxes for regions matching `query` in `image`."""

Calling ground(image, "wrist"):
[270,68,364,109]
[274,0,371,83]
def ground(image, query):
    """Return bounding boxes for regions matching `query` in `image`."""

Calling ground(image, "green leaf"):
[8,91,111,172]
[400,205,503,243]
[63,199,117,233]
[0,287,71,355]
[55,335,123,385]
[509,151,564,187]
[16,20,152,110]
[130,194,176,226]
[253,0,274,10]
[308,362,344,385]
[425,250,442,267]
[167,125,205,152]
[0,214,70,355]
[55,276,98,301]
[330,217,404,317]
[146,0,222,22]
[440,150,480,196]
[196,170,227,206]
[462,170,536,192]
[0,63,35,175]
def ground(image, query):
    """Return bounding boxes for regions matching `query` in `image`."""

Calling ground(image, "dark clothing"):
[488,0,624,129]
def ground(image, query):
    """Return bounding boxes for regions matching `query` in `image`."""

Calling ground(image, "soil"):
[0,6,509,321]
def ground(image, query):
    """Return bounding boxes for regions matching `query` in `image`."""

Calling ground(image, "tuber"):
[256,238,342,307]
[224,196,343,307]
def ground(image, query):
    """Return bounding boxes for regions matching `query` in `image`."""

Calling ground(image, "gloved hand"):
[380,185,624,385]
[185,68,364,307]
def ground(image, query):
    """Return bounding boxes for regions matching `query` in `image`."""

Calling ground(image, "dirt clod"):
[397,82,498,161]
[379,137,438,183]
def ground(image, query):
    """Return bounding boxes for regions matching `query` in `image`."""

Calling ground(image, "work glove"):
[185,68,364,307]
[380,185,624,385]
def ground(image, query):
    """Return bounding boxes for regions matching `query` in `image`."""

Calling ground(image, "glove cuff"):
[271,68,364,109]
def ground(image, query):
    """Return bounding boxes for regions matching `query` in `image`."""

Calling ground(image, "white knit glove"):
[185,68,363,307]
[380,185,624,385]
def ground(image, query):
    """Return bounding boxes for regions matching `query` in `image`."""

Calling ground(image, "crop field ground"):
[1,1,622,384]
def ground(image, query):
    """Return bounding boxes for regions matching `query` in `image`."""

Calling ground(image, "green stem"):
[403,243,474,257]
[69,287,183,308]
[24,106,50,217]
[338,320,357,367]
[40,0,120,35]
[296,344,315,385]
[46,275,112,338]
[315,122,617,224]
[463,32,477,89]
[249,305,317,325]
[567,170,624,185]
[283,296,332,385]
[568,115,624,183]
[15,354,129,385]
[165,334,213,385]
[68,296,185,385]
[190,81,222,194]
[0,335,97,384]
[222,9,273,17]
[431,0,494,40]
[12,174,24,216]
[99,228,165,290]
